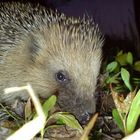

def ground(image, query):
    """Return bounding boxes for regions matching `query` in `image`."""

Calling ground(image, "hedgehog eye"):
[55,71,67,83]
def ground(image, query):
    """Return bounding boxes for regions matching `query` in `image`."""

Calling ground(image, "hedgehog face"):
[29,23,103,124]
[50,49,102,124]
[55,69,97,124]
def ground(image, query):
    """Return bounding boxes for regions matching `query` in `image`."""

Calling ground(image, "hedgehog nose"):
[80,112,93,125]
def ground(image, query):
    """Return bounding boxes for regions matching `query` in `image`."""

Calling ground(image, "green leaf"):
[116,53,127,66]
[106,61,118,73]
[134,61,140,72]
[126,89,140,134]
[106,76,119,84]
[121,68,132,91]
[42,95,57,118]
[127,52,133,65]
[112,109,124,132]
[53,112,83,133]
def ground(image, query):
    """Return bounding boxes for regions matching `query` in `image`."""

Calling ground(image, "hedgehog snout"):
[80,112,93,125]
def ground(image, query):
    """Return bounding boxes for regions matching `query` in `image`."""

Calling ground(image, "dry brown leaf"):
[110,85,136,115]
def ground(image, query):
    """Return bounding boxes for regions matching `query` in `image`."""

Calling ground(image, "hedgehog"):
[0,2,103,124]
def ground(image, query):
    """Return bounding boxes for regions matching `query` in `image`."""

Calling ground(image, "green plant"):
[102,51,140,136]
[112,88,140,135]
[104,51,140,92]
[2,84,83,140]
[39,95,83,139]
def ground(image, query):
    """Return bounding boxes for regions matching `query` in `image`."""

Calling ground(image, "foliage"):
[103,51,140,92]
[112,88,140,135]
[40,95,83,138]
[0,85,83,140]
[102,51,140,136]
